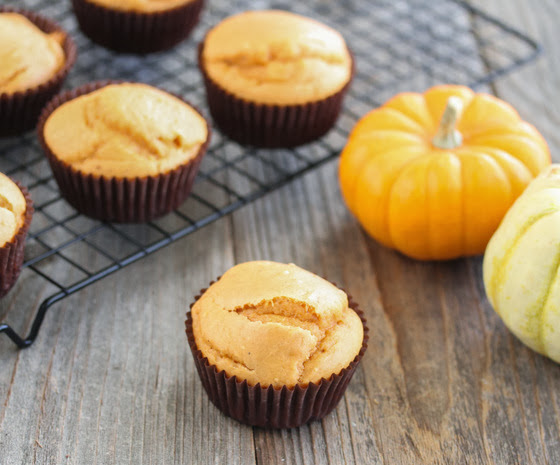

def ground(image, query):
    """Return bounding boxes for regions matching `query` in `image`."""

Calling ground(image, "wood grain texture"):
[1,1,560,464]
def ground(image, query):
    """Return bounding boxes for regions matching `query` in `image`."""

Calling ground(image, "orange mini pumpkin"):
[339,85,551,260]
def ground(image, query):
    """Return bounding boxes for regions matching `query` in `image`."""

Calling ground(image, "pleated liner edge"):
[0,183,33,297]
[71,0,205,54]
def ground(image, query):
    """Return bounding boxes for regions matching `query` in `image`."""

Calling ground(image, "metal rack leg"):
[0,294,66,349]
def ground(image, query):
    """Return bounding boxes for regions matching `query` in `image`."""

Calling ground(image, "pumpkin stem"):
[432,96,464,150]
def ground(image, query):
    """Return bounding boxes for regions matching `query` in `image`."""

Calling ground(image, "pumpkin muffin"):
[0,8,76,135]
[0,173,33,297]
[0,13,65,95]
[71,0,205,53]
[38,82,210,222]
[199,10,354,147]
[186,261,368,428]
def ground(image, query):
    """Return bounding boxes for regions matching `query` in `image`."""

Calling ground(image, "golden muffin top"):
[191,261,364,388]
[0,13,65,95]
[87,0,194,13]
[0,173,27,248]
[202,10,353,105]
[43,83,208,178]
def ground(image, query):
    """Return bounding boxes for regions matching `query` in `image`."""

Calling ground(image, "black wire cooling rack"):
[0,0,541,348]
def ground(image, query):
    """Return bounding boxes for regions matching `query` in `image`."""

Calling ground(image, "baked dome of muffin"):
[0,173,27,247]
[85,0,195,13]
[191,261,364,388]
[42,83,208,178]
[201,10,353,105]
[0,12,65,95]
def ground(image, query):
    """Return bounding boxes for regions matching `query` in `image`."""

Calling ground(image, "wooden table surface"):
[1,0,559,464]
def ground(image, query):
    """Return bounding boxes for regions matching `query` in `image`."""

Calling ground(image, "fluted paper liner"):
[37,81,210,223]
[0,183,33,298]
[198,42,354,148]
[71,0,205,54]
[186,280,369,429]
[0,7,77,136]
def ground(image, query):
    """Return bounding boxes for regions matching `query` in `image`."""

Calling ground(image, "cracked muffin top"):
[0,173,27,248]
[191,261,364,388]
[201,10,353,105]
[87,0,195,13]
[0,12,65,95]
[43,83,208,178]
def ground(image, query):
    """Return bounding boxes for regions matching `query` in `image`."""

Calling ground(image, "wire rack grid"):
[0,0,541,348]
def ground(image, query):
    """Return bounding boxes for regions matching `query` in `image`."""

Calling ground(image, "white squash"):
[483,164,560,363]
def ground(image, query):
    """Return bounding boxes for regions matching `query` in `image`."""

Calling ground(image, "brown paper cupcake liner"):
[198,43,354,148]
[185,280,369,429]
[0,183,33,298]
[37,81,210,223]
[71,0,205,54]
[0,7,77,136]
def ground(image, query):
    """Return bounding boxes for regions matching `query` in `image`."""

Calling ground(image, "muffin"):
[199,10,354,147]
[71,0,205,53]
[186,261,368,428]
[0,8,76,136]
[38,82,210,223]
[0,174,33,297]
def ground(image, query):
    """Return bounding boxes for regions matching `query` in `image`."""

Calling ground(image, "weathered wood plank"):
[469,1,560,464]
[0,1,559,464]
[0,219,260,465]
